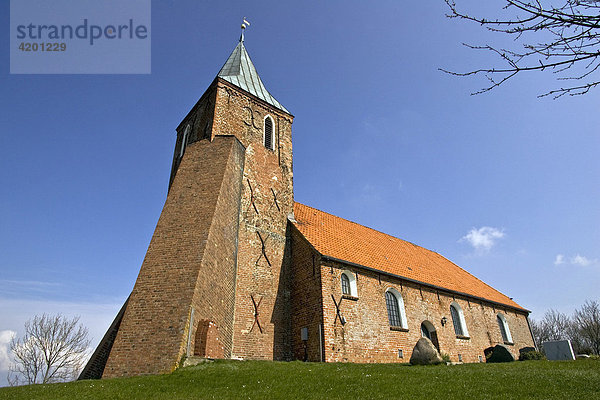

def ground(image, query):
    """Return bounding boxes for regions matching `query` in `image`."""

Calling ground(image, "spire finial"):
[240,17,250,42]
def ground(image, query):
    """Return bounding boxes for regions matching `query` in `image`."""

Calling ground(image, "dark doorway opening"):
[421,321,440,351]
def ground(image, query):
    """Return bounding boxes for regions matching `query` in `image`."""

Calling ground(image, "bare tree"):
[572,300,600,354]
[8,314,90,386]
[530,309,571,350]
[443,1,600,98]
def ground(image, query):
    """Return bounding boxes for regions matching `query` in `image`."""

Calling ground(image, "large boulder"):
[410,337,444,365]
[486,344,515,363]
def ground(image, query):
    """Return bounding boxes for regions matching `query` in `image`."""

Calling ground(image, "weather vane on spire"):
[240,17,250,42]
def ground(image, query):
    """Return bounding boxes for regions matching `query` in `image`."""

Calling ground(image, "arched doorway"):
[421,320,440,351]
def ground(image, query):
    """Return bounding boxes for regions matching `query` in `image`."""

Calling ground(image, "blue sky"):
[1,0,599,385]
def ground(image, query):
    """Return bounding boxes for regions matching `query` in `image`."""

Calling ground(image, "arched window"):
[180,125,190,158]
[497,313,513,343]
[450,302,469,337]
[385,288,408,329]
[340,271,357,297]
[264,116,274,150]
[341,274,350,295]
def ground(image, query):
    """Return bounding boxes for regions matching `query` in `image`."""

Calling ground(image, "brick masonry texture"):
[318,261,533,363]
[208,79,294,360]
[290,227,325,362]
[79,298,129,379]
[101,134,245,377]
[289,232,534,363]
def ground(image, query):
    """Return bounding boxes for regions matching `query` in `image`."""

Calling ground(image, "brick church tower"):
[81,33,294,378]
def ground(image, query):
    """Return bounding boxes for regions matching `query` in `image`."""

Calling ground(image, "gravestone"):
[542,340,575,361]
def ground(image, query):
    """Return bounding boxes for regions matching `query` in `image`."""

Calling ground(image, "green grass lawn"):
[1,359,599,400]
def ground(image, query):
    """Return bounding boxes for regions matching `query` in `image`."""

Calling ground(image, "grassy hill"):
[1,359,599,399]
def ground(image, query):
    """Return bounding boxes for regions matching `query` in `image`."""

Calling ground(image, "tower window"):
[264,116,274,150]
[180,125,190,158]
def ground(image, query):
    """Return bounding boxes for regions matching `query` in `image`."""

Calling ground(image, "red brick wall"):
[194,320,224,359]
[170,83,217,189]
[102,136,245,377]
[209,80,295,361]
[290,227,324,362]
[318,260,534,363]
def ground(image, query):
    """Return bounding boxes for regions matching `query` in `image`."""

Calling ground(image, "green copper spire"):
[217,37,289,114]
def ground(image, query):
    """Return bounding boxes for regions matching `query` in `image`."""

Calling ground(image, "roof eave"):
[319,254,530,314]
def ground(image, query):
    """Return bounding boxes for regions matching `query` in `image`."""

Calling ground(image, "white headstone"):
[542,340,576,361]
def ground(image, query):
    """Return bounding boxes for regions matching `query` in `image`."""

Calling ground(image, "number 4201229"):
[19,42,66,51]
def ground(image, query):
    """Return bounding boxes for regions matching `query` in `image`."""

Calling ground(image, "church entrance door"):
[420,321,440,351]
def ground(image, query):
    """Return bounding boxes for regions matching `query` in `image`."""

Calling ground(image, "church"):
[81,32,535,379]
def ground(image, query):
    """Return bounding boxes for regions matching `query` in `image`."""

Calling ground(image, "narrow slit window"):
[180,125,190,158]
[264,116,273,150]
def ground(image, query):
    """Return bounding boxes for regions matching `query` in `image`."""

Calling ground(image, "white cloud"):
[571,254,596,267]
[554,253,598,267]
[0,330,16,372]
[554,254,565,265]
[460,226,505,252]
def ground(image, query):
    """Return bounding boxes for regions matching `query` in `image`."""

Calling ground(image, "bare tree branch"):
[443,0,600,98]
[573,300,600,354]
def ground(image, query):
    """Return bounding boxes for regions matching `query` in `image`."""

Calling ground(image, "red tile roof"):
[292,202,526,311]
